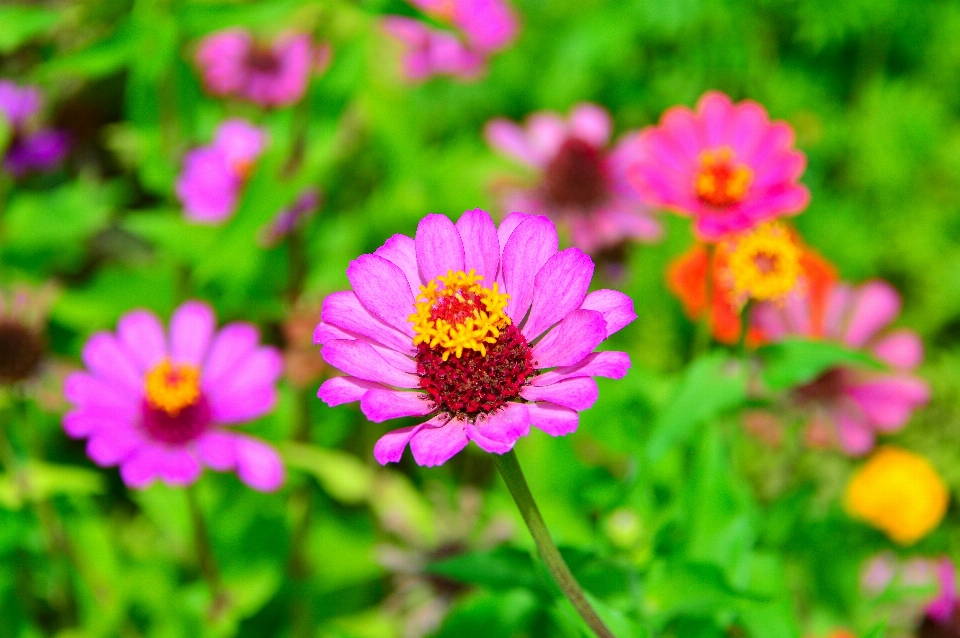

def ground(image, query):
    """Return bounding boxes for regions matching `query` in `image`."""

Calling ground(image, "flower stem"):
[186,486,229,619]
[494,449,615,638]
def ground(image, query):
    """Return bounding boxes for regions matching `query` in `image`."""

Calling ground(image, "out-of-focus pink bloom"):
[408,0,517,52]
[926,559,958,625]
[752,279,929,455]
[628,91,810,240]
[0,80,69,177]
[176,119,266,224]
[485,103,661,254]
[63,301,285,491]
[382,17,485,82]
[261,188,322,247]
[195,29,331,108]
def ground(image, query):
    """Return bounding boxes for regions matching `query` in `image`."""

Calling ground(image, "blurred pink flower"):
[176,119,266,224]
[486,103,662,255]
[752,279,929,455]
[382,17,485,82]
[628,91,810,240]
[195,29,331,108]
[408,0,517,52]
[315,209,635,467]
[0,79,69,177]
[63,301,285,491]
[926,558,958,625]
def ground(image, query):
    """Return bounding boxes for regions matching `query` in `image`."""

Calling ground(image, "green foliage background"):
[1,0,959,636]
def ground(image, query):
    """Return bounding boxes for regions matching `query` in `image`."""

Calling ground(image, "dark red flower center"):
[416,322,534,421]
[246,45,281,74]
[541,138,609,209]
[141,395,213,445]
[793,367,849,405]
[694,147,753,209]
[919,605,960,638]
[0,320,44,385]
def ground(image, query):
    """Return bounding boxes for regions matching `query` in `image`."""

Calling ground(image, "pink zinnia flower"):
[382,17,485,82]
[486,103,662,254]
[62,301,285,491]
[195,29,331,108]
[925,558,959,627]
[752,279,929,455]
[628,91,810,240]
[315,209,635,467]
[175,119,266,224]
[408,0,517,53]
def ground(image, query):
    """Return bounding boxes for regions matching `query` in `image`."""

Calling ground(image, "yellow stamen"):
[144,359,201,416]
[726,222,802,303]
[408,269,511,361]
[695,146,753,207]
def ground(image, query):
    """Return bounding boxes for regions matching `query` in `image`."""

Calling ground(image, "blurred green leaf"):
[426,547,547,594]
[757,338,883,392]
[0,6,61,53]
[280,442,373,505]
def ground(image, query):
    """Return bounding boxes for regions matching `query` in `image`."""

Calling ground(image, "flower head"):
[628,91,810,240]
[382,17,485,82]
[0,284,54,386]
[752,279,930,454]
[485,104,661,255]
[315,209,635,467]
[176,119,266,224]
[195,29,331,108]
[726,222,802,303]
[845,447,947,545]
[408,0,518,53]
[0,80,69,177]
[63,300,285,491]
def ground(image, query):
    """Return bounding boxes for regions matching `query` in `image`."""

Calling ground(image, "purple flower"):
[382,17,485,82]
[63,300,285,491]
[176,119,266,224]
[0,80,69,177]
[485,104,662,255]
[261,187,322,246]
[195,29,331,108]
[315,209,635,467]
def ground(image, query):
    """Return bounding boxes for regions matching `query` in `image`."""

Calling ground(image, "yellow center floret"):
[726,222,802,303]
[695,146,753,208]
[144,359,202,416]
[409,269,511,361]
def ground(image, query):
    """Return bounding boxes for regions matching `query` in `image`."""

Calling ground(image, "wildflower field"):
[3,0,960,636]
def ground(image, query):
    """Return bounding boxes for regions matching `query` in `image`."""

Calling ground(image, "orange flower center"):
[695,147,753,208]
[144,359,202,416]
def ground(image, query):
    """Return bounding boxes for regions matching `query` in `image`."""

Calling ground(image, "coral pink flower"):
[752,280,929,455]
[485,104,661,255]
[382,18,485,82]
[195,29,331,108]
[315,209,635,467]
[176,119,266,224]
[62,301,285,491]
[628,91,810,240]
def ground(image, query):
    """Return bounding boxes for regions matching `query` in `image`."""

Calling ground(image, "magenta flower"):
[176,119,266,224]
[486,103,662,254]
[382,17,485,82]
[752,279,929,455]
[62,301,285,491]
[195,29,331,108]
[628,91,810,240]
[0,80,69,177]
[925,559,958,627]
[314,209,635,467]
[408,0,517,53]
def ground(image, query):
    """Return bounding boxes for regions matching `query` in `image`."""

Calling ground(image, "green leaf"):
[584,593,647,638]
[280,442,374,505]
[425,547,547,594]
[0,6,62,53]
[0,461,104,509]
[757,338,883,391]
[646,353,747,461]
[863,621,887,638]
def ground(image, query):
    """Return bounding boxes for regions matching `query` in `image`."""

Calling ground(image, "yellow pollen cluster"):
[726,222,802,303]
[695,146,753,207]
[409,269,511,361]
[144,359,202,416]
[845,446,948,545]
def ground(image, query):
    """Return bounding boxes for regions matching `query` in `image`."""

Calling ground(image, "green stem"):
[494,450,615,638]
[186,486,229,618]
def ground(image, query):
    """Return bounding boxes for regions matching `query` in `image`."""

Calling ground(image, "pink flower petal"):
[698,91,736,147]
[81,333,143,395]
[580,289,636,337]
[527,402,579,436]
[415,213,466,283]
[465,423,515,454]
[63,372,139,415]
[847,377,930,430]
[170,300,216,366]
[197,431,238,471]
[469,402,529,449]
[63,406,135,438]
[374,420,433,465]
[532,309,607,368]
[456,209,501,283]
[321,290,414,354]
[750,302,789,341]
[872,330,923,370]
[214,120,267,165]
[233,435,285,492]
[313,322,351,346]
[374,234,421,297]
[86,427,143,466]
[410,419,469,467]
[532,351,631,386]
[526,113,567,164]
[202,323,260,388]
[501,215,559,324]
[521,376,598,411]
[347,254,416,337]
[120,445,201,489]
[844,281,902,348]
[361,389,434,422]
[833,405,875,456]
[485,119,542,167]
[728,101,770,160]
[318,376,383,406]
[496,212,533,253]
[205,347,282,423]
[659,105,706,162]
[116,309,167,371]
[320,339,418,388]
[927,559,958,624]
[522,248,594,341]
[569,103,612,148]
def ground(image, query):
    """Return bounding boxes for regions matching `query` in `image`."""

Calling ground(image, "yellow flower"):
[845,447,948,545]
[724,222,802,303]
